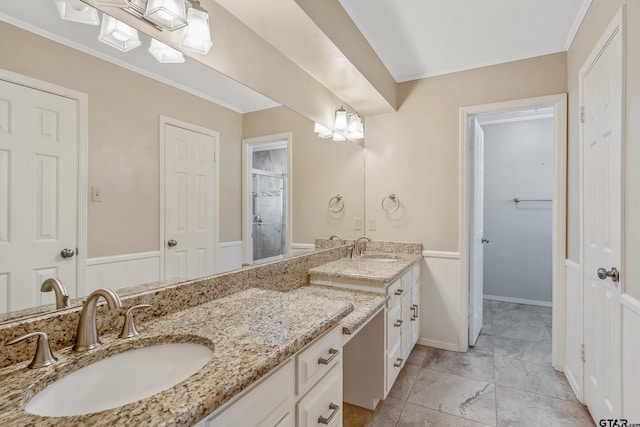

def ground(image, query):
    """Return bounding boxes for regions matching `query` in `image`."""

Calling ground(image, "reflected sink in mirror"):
[26,343,213,417]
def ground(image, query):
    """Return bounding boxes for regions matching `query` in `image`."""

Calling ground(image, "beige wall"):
[567,0,640,299]
[0,22,243,257]
[364,53,568,251]
[243,107,365,244]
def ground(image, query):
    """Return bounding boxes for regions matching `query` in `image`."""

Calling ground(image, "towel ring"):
[382,193,400,213]
[329,194,344,213]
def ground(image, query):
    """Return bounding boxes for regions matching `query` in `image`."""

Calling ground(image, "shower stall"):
[252,170,286,263]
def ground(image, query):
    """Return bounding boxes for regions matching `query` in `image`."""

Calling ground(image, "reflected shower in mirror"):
[0,1,364,323]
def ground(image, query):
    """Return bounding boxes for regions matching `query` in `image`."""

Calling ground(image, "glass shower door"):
[252,171,285,263]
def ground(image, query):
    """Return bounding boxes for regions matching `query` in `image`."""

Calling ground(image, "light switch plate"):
[354,217,363,230]
[92,186,103,202]
[368,218,376,231]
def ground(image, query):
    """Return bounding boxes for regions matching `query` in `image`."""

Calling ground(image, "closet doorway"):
[460,94,567,370]
[242,133,292,265]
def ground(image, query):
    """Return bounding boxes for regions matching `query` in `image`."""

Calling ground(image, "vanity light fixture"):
[98,15,142,52]
[346,113,364,140]
[313,122,333,139]
[181,0,213,54]
[96,0,131,7]
[149,39,185,63]
[54,0,100,25]
[332,132,347,142]
[144,0,188,31]
[334,106,348,132]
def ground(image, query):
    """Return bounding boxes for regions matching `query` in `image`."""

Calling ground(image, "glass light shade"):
[54,0,100,26]
[149,39,185,63]
[334,107,347,131]
[182,6,213,54]
[96,0,131,6]
[332,132,347,142]
[144,0,188,31]
[313,122,333,139]
[346,114,364,139]
[98,15,141,52]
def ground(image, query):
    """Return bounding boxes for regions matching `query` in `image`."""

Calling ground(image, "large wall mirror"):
[0,1,364,323]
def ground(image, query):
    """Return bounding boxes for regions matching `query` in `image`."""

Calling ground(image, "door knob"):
[60,248,75,258]
[597,267,619,283]
[167,239,177,248]
[481,238,490,244]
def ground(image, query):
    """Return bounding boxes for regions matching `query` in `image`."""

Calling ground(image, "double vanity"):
[0,242,422,426]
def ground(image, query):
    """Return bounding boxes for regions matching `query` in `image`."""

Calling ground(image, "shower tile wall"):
[253,148,287,261]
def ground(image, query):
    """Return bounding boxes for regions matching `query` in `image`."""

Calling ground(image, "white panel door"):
[469,118,485,346]
[582,21,623,421]
[164,124,216,280]
[0,79,78,313]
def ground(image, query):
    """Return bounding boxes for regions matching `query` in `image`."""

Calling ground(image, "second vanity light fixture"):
[313,106,365,142]
[55,0,212,60]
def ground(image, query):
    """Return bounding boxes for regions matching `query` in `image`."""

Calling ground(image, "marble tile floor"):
[343,300,594,427]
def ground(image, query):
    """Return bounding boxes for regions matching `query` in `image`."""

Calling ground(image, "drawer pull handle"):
[394,319,403,327]
[394,289,403,295]
[318,402,340,425]
[318,348,339,365]
[394,358,404,368]
[411,304,419,321]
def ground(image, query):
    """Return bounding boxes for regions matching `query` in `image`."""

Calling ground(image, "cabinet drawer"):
[297,363,343,427]
[386,278,403,308]
[386,340,403,393]
[386,303,402,348]
[297,326,342,397]
[206,360,294,427]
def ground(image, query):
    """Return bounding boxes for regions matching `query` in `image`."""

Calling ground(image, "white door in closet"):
[581,12,623,421]
[468,118,485,346]
[163,121,218,280]
[0,79,78,312]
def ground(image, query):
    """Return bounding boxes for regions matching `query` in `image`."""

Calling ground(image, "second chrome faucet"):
[73,288,123,352]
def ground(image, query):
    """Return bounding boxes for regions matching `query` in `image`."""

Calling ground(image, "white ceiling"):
[339,0,592,82]
[0,0,279,113]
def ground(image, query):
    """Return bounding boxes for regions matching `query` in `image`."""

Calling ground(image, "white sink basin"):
[26,342,213,417]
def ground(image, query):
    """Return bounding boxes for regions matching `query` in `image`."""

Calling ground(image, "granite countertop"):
[0,287,354,427]
[300,286,388,335]
[308,252,422,285]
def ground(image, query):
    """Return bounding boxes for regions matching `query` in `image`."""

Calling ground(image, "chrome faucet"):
[329,235,345,245]
[40,278,71,309]
[73,288,123,352]
[353,236,372,257]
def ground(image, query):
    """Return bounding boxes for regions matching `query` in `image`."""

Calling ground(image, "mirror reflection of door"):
[242,135,291,265]
[0,76,81,313]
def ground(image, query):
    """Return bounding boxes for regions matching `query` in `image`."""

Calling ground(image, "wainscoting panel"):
[621,294,640,420]
[217,241,243,274]
[564,259,583,402]
[85,252,160,294]
[418,251,463,351]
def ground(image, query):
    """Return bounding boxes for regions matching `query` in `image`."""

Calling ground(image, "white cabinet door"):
[410,282,420,347]
[0,79,78,313]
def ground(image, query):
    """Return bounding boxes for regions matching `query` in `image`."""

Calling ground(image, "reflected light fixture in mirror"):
[149,38,185,62]
[54,0,100,25]
[99,14,142,51]
[346,113,364,140]
[144,0,188,31]
[313,122,333,139]
[334,106,348,132]
[182,0,212,54]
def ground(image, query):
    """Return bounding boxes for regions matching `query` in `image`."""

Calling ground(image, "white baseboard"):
[85,251,161,294]
[417,338,463,352]
[483,294,552,308]
[217,241,243,274]
[622,294,640,420]
[421,250,460,259]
